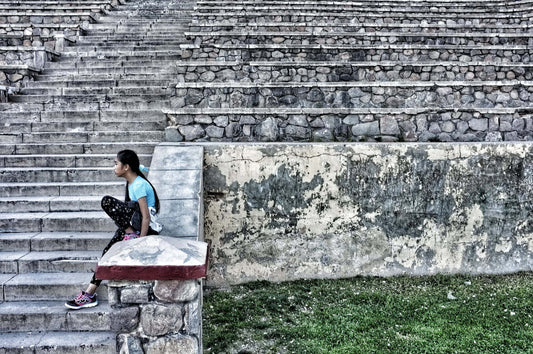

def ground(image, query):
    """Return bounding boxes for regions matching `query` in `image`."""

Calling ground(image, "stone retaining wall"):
[0,47,57,68]
[185,44,533,62]
[202,142,533,287]
[189,32,533,46]
[0,65,38,88]
[174,62,533,83]
[109,280,202,354]
[166,108,533,142]
[173,83,533,110]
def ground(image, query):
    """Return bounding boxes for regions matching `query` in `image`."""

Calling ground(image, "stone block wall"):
[0,65,39,88]
[109,279,202,354]
[202,142,533,287]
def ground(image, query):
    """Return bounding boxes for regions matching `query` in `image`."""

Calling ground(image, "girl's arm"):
[137,197,150,237]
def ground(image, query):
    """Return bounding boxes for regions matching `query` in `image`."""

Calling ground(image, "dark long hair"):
[117,149,160,213]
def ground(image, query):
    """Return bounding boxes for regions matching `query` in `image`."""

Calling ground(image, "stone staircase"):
[0,0,194,351]
[165,0,533,143]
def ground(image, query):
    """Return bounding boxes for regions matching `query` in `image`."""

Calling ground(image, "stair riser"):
[0,170,114,183]
[31,237,111,252]
[0,200,103,213]
[0,184,123,198]
[0,311,110,332]
[4,283,108,301]
[11,142,157,155]
[0,235,31,252]
[2,122,165,135]
[17,259,98,274]
[0,217,115,233]
[19,87,171,96]
[30,79,173,88]
[13,97,171,109]
[41,67,179,76]
[2,155,152,168]
[0,111,167,123]
[19,131,164,144]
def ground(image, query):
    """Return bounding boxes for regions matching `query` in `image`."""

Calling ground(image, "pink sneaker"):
[123,232,140,241]
[65,291,98,310]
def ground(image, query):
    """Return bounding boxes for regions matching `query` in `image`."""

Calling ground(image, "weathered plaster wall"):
[203,142,533,286]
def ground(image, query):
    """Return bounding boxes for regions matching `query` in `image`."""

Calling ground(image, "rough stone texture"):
[154,280,200,303]
[203,143,533,286]
[120,285,151,304]
[111,307,140,333]
[110,279,202,354]
[118,334,144,354]
[144,335,198,354]
[141,303,183,337]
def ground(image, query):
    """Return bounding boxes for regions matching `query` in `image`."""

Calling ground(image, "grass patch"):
[203,273,533,353]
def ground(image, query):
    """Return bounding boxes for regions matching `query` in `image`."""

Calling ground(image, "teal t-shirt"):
[128,176,156,209]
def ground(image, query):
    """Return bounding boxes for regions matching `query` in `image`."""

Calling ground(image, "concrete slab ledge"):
[95,236,208,281]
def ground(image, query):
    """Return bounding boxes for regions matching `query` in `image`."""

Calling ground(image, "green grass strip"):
[203,273,533,353]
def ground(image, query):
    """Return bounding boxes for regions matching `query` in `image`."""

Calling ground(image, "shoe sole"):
[65,301,99,310]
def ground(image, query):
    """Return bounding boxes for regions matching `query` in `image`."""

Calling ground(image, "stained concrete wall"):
[202,142,533,286]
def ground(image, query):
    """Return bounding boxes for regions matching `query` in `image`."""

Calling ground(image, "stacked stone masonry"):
[109,280,202,353]
[165,0,533,143]
[0,0,122,88]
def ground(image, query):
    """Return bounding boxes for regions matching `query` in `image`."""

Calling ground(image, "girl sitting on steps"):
[65,149,160,310]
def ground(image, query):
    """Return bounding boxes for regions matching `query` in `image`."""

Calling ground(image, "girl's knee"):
[101,195,115,208]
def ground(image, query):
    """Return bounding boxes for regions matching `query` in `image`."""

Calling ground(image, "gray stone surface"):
[141,303,183,336]
[154,280,200,303]
[143,335,198,354]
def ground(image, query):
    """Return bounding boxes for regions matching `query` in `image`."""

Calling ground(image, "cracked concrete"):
[202,142,533,286]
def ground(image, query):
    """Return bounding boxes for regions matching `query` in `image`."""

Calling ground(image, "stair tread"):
[0,331,115,351]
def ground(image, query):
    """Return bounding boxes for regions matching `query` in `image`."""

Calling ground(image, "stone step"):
[0,153,148,169]
[0,167,116,183]
[0,211,114,232]
[9,94,171,105]
[0,250,100,274]
[5,130,164,144]
[0,109,164,123]
[0,301,111,332]
[64,44,184,53]
[0,182,123,198]
[28,78,173,88]
[3,272,108,301]
[19,86,171,96]
[34,74,176,84]
[0,141,158,155]
[44,58,179,70]
[76,35,188,42]
[187,31,533,46]
[58,50,183,59]
[0,331,115,354]
[0,232,112,252]
[0,196,116,213]
[40,66,179,76]
[1,120,166,134]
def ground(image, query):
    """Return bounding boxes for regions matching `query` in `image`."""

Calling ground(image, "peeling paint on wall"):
[203,143,533,287]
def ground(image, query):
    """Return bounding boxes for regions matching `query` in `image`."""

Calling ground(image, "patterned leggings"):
[90,195,135,286]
